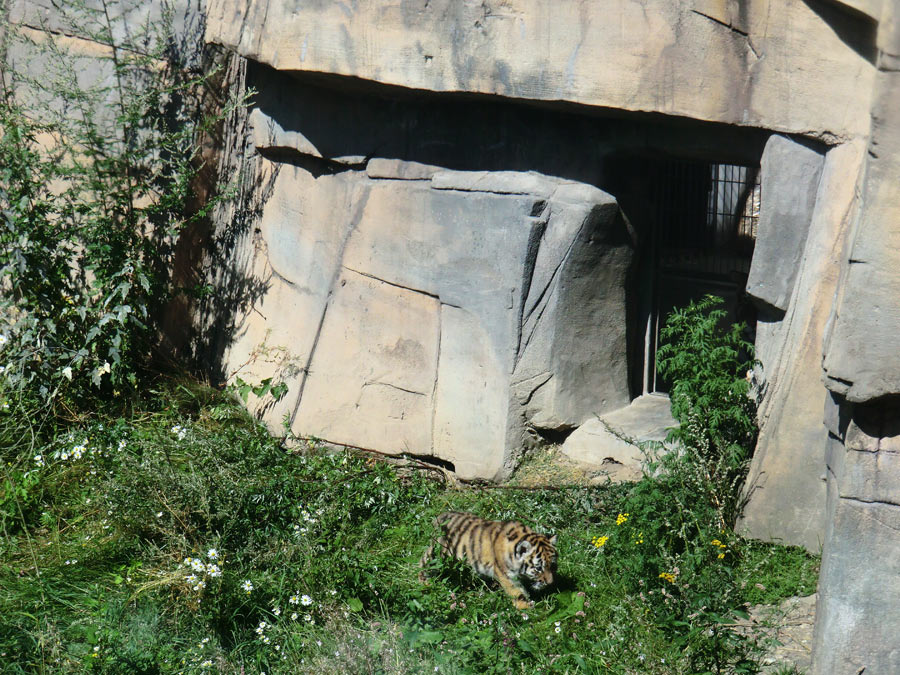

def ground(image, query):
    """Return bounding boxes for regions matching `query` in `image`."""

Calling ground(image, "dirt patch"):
[736,594,817,674]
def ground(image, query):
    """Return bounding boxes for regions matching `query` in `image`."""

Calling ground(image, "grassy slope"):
[0,382,818,674]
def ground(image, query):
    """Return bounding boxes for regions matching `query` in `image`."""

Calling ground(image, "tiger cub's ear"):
[548,534,557,545]
[514,539,534,558]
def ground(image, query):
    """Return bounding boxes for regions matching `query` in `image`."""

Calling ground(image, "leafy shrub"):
[0,0,219,411]
[656,294,758,527]
[587,294,766,672]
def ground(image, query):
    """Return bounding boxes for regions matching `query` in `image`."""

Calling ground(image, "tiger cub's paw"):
[514,596,533,610]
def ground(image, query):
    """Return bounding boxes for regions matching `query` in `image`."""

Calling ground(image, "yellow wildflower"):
[658,572,676,583]
[591,535,609,548]
[616,513,629,526]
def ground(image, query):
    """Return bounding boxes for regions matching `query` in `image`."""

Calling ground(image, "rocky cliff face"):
[219,126,635,478]
[205,0,874,141]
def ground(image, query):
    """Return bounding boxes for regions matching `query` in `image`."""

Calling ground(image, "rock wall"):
[813,396,900,673]
[198,2,900,668]
[738,136,864,552]
[812,6,900,672]
[205,0,874,141]
[206,60,774,479]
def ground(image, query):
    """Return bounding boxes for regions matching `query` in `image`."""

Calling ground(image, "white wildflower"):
[206,548,218,560]
[34,455,44,467]
[300,594,312,606]
[241,579,254,594]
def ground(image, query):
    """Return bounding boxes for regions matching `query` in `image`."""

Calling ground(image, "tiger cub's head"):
[514,533,558,590]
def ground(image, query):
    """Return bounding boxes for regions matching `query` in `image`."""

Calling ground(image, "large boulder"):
[221,106,635,479]
[560,395,675,482]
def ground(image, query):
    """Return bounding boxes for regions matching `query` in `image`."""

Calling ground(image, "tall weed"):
[0,0,225,412]
[656,293,758,527]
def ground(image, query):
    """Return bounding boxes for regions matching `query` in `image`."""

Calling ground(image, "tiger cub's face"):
[514,534,558,590]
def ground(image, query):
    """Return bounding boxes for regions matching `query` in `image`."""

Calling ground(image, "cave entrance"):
[636,159,761,394]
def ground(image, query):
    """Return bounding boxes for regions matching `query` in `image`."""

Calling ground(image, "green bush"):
[655,294,758,527]
[0,0,221,412]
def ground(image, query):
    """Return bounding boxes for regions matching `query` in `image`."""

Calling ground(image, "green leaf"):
[516,638,535,654]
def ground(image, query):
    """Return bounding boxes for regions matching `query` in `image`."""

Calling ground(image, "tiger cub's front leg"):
[493,570,532,610]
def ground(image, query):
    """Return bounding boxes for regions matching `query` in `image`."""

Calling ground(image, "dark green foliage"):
[656,294,758,527]
[657,294,757,463]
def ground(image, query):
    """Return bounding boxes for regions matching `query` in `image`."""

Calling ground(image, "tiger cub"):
[418,512,557,609]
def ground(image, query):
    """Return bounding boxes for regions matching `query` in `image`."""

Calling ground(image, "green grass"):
[0,381,818,673]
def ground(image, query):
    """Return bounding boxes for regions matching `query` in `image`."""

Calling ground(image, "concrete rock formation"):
[561,394,676,481]
[205,0,873,141]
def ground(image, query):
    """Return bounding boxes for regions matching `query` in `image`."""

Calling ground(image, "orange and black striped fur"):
[418,512,557,609]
